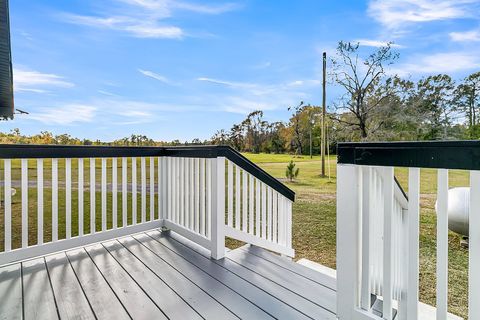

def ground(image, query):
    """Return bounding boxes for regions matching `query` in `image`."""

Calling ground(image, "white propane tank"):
[435,187,470,236]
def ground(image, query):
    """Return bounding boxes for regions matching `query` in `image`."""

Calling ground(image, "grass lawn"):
[0,153,469,318]
[242,152,468,319]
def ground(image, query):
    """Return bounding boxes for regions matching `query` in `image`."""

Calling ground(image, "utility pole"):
[321,52,327,177]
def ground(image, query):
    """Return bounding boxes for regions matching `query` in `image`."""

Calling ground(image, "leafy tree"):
[455,72,480,137]
[416,74,456,140]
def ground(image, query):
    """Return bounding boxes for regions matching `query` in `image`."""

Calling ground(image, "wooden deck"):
[0,229,337,320]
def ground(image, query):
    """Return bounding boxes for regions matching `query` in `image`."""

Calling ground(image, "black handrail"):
[338,140,480,171]
[0,144,295,201]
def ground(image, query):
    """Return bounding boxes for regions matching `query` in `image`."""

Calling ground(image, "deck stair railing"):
[0,145,294,266]
[337,141,480,320]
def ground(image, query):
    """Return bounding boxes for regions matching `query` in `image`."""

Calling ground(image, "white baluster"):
[470,170,480,320]
[437,169,449,319]
[78,158,84,236]
[66,158,72,239]
[406,168,420,319]
[21,159,28,247]
[37,159,44,244]
[52,158,58,241]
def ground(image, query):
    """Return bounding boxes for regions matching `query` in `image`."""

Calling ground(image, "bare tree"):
[331,41,399,139]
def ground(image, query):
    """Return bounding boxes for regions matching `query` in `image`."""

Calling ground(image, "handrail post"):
[337,164,361,319]
[211,156,226,259]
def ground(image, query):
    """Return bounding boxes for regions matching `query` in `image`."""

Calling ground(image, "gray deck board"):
[243,245,337,290]
[66,248,130,320]
[0,263,22,320]
[119,234,236,319]
[117,235,235,319]
[103,239,203,320]
[3,229,338,320]
[226,248,337,313]
[134,232,273,319]
[45,253,96,320]
[84,243,167,320]
[148,230,314,320]
[22,258,59,320]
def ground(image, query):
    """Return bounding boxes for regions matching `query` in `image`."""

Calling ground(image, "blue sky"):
[5,0,480,141]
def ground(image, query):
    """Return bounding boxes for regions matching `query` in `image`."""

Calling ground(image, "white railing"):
[337,141,479,320]
[224,159,294,257]
[0,155,164,265]
[0,145,294,265]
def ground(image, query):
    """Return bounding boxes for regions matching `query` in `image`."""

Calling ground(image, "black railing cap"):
[0,144,295,201]
[338,140,480,171]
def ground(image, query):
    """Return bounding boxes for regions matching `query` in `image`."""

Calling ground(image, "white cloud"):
[13,67,74,93]
[138,69,173,84]
[119,0,239,14]
[196,77,255,88]
[449,29,480,42]
[97,90,119,96]
[389,52,480,76]
[62,14,183,39]
[29,104,96,124]
[173,2,240,14]
[368,0,478,29]
[354,39,403,48]
[197,76,320,114]
[61,0,239,39]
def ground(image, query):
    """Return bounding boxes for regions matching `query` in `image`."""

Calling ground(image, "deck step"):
[241,245,336,290]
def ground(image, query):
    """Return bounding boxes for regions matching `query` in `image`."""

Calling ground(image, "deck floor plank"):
[133,232,273,320]
[206,247,337,319]
[117,235,236,320]
[22,258,59,320]
[66,248,130,320]
[44,253,96,320]
[226,248,337,313]
[84,243,167,320]
[242,245,337,290]
[4,228,339,320]
[148,230,314,320]
[103,239,203,320]
[0,263,23,320]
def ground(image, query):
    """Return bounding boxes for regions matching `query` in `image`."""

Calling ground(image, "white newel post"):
[211,156,226,259]
[337,164,362,319]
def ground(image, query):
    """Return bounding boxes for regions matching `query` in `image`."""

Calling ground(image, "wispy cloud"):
[61,0,239,39]
[97,90,119,96]
[173,2,240,14]
[13,67,74,93]
[389,51,480,76]
[138,69,174,84]
[197,76,321,114]
[29,104,96,124]
[119,0,240,14]
[353,39,403,48]
[368,0,479,30]
[61,14,183,39]
[449,29,480,42]
[196,77,255,88]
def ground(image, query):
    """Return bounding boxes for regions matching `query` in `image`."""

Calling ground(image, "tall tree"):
[417,74,456,140]
[331,41,399,139]
[455,72,480,137]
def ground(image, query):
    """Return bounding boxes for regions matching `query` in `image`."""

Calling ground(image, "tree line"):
[1,41,479,154]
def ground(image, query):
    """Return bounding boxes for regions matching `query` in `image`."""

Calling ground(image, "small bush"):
[286,160,299,181]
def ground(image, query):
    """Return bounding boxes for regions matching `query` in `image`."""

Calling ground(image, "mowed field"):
[0,154,469,318]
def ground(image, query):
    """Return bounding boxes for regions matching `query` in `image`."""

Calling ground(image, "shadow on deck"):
[0,229,337,320]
